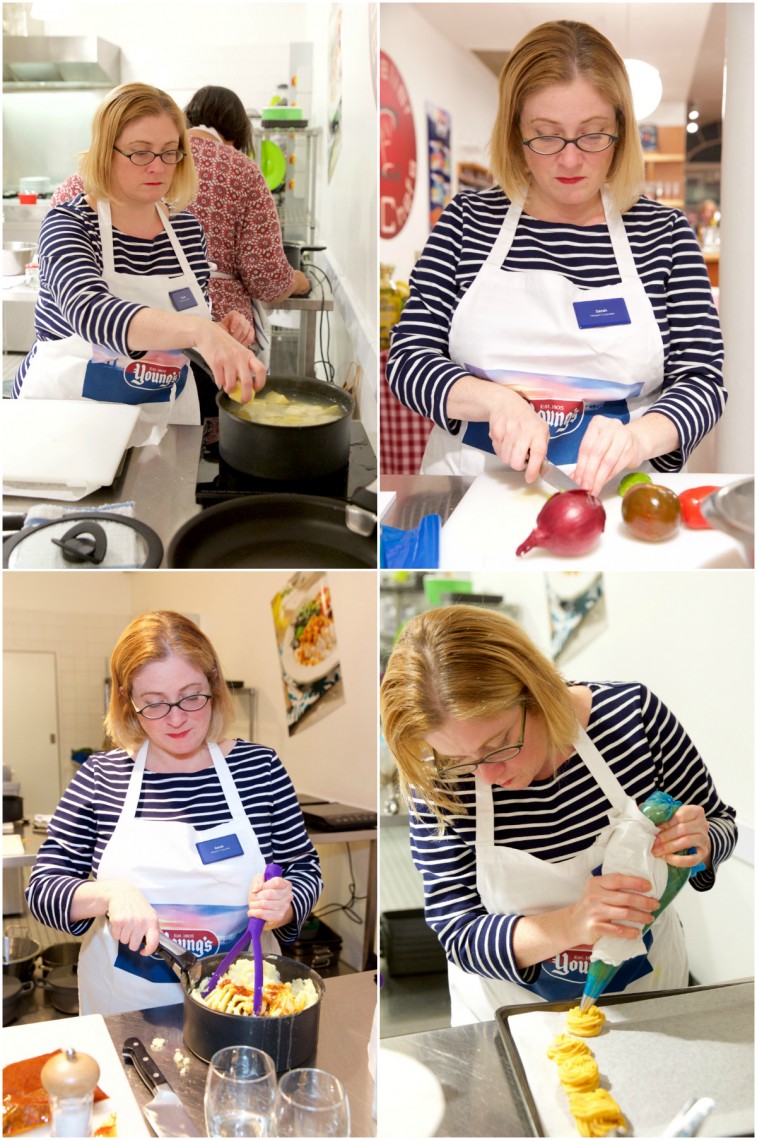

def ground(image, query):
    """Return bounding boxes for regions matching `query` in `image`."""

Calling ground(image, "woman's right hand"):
[193,321,267,404]
[487,386,550,482]
[567,873,660,946]
[105,881,161,956]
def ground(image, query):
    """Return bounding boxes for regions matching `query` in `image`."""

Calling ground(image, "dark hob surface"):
[196,418,376,506]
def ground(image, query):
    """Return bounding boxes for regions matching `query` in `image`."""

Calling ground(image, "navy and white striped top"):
[408,683,737,985]
[26,740,322,946]
[387,190,725,471]
[12,194,211,397]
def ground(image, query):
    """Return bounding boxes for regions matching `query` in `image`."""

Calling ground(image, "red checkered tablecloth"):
[379,350,434,474]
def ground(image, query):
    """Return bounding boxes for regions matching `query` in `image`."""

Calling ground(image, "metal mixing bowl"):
[700,477,754,567]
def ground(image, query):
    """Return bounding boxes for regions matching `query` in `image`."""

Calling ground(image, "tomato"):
[621,483,681,542]
[678,485,719,530]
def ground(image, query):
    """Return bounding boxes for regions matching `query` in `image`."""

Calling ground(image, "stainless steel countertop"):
[380,475,473,530]
[381,1019,532,1137]
[104,971,376,1137]
[3,425,203,566]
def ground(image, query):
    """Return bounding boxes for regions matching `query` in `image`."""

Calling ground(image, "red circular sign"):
[380,51,417,238]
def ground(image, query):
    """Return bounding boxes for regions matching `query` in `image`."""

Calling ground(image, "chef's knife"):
[122,1037,202,1138]
[539,458,582,493]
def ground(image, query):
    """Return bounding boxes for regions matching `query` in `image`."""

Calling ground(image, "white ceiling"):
[410,3,727,124]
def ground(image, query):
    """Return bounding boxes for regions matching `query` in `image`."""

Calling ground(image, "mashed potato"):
[193,959,319,1018]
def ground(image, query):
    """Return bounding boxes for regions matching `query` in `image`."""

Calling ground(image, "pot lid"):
[3,512,163,569]
[47,965,79,989]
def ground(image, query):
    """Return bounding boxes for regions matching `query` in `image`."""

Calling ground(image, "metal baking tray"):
[495,980,754,1137]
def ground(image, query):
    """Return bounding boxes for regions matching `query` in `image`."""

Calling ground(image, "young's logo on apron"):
[162,927,220,957]
[123,358,183,391]
[528,397,585,441]
[547,944,592,980]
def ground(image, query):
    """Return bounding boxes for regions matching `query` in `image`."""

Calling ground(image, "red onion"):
[516,490,606,557]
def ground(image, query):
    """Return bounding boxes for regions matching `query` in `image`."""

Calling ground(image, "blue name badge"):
[169,286,199,312]
[196,833,244,865]
[573,297,631,329]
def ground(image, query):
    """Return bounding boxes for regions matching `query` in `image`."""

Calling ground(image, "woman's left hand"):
[219,310,256,348]
[651,804,712,870]
[247,871,294,930]
[572,417,644,496]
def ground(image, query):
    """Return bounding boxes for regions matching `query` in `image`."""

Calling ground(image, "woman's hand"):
[572,412,682,496]
[572,417,644,496]
[652,804,711,870]
[567,873,660,946]
[218,310,255,347]
[247,871,294,931]
[105,882,161,956]
[291,270,311,296]
[193,321,267,403]
[488,386,551,483]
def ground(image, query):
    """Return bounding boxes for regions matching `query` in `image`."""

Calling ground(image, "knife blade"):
[122,1037,202,1138]
[539,458,582,492]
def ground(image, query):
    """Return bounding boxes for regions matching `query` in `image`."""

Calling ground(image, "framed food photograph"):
[271,572,345,735]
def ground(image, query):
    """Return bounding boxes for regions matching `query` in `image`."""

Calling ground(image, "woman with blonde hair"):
[27,610,322,1017]
[387,20,724,493]
[381,604,735,1024]
[13,83,266,446]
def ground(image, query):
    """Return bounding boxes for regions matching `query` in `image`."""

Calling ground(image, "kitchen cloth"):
[5,501,143,569]
[380,514,441,569]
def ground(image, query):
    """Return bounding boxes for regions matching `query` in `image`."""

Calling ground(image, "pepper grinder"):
[41,1048,100,1137]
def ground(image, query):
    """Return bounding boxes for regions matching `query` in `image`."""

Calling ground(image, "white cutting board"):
[440,470,750,570]
[3,1013,149,1136]
[2,400,140,501]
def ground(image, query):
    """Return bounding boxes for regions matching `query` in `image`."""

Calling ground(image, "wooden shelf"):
[643,152,685,163]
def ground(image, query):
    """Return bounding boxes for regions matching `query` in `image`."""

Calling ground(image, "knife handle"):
[122,1037,170,1093]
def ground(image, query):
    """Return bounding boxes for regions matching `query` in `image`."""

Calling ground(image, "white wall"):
[379,3,498,280]
[3,569,378,970]
[471,569,754,983]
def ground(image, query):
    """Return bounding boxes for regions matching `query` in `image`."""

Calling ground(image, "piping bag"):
[579,791,706,1012]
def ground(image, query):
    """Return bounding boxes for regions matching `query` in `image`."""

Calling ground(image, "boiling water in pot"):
[231,390,343,428]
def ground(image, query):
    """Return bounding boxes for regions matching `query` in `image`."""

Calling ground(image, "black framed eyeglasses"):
[132,694,212,720]
[113,146,185,166]
[522,133,618,155]
[429,703,528,779]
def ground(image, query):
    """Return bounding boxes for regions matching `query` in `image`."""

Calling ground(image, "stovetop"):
[196,417,376,506]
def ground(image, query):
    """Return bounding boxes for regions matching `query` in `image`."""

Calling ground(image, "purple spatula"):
[202,863,282,1013]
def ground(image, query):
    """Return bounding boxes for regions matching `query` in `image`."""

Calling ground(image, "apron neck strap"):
[96,198,195,278]
[122,740,247,822]
[485,187,639,285]
[474,721,629,848]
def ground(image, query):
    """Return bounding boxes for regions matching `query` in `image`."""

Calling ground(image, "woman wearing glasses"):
[380,605,736,1024]
[386,21,725,494]
[26,611,322,1016]
[12,83,266,447]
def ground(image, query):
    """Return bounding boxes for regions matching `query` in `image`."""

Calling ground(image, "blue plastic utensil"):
[202,863,282,1013]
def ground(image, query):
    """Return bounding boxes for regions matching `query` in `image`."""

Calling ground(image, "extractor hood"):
[3,36,120,91]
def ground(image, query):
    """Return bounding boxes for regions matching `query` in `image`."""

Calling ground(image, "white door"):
[3,651,60,819]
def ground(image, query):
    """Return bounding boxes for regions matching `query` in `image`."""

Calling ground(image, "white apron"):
[19,199,208,449]
[422,188,666,474]
[447,726,688,1026]
[78,740,278,1016]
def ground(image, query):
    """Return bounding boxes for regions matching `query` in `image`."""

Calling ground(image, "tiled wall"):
[4,606,129,793]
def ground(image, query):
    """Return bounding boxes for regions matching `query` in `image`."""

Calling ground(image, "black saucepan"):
[216,377,355,480]
[38,963,80,1015]
[3,976,34,1024]
[152,934,326,1070]
[167,489,377,569]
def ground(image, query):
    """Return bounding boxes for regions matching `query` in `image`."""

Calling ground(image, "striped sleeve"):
[408,681,736,983]
[35,203,144,355]
[644,212,725,471]
[25,760,105,936]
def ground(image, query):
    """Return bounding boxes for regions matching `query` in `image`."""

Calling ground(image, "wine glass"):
[274,1068,350,1137]
[204,1046,278,1138]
